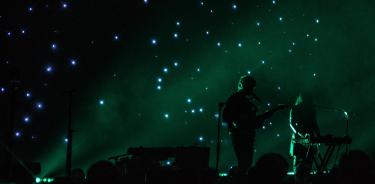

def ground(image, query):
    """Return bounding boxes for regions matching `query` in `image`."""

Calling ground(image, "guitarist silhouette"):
[222,75,288,181]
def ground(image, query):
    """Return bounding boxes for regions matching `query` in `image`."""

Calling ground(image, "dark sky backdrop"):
[1,0,375,177]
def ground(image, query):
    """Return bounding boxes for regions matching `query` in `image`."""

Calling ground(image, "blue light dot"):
[261,60,266,64]
[313,73,317,77]
[25,92,31,98]
[70,59,77,66]
[157,85,162,90]
[143,0,149,4]
[1,87,5,93]
[247,70,251,75]
[314,38,318,42]
[199,108,204,112]
[196,68,201,72]
[277,86,281,90]
[277,133,280,137]
[166,161,171,165]
[24,116,30,123]
[99,100,105,105]
[262,126,266,130]
[256,22,261,26]
[191,109,196,113]
[216,42,221,47]
[214,113,219,118]
[21,29,26,34]
[64,138,69,143]
[164,113,169,119]
[272,0,276,4]
[45,65,53,73]
[176,21,181,26]
[62,2,68,8]
[51,43,57,50]
[187,98,192,103]
[205,30,210,35]
[28,7,33,12]
[199,136,204,141]
[15,131,21,137]
[200,1,204,6]
[157,77,162,82]
[163,67,168,73]
[113,34,119,40]
[279,17,283,21]
[315,19,320,23]
[232,4,237,10]
[237,43,243,47]
[258,41,261,45]
[173,62,179,67]
[7,32,12,37]
[36,102,43,109]
[151,38,157,45]
[173,33,179,38]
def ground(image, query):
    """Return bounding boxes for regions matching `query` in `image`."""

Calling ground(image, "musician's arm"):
[289,109,306,138]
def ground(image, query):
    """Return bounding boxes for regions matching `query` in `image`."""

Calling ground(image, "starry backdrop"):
[1,0,375,177]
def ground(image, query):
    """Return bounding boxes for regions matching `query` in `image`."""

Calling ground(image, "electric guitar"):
[229,104,290,133]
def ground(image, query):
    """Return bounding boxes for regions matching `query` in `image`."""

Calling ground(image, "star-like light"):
[162,67,168,73]
[151,38,158,45]
[232,4,237,10]
[199,108,204,112]
[51,43,58,50]
[70,59,77,66]
[198,136,204,141]
[173,33,179,38]
[36,102,44,109]
[62,2,68,9]
[45,65,54,73]
[24,116,31,123]
[25,92,32,98]
[99,99,105,105]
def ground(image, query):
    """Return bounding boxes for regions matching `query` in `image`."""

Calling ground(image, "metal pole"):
[216,102,225,175]
[66,90,74,177]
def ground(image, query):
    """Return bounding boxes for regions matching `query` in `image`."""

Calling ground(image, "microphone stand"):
[66,90,75,177]
[344,111,349,154]
[216,102,225,175]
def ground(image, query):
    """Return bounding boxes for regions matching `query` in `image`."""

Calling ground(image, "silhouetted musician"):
[289,91,320,182]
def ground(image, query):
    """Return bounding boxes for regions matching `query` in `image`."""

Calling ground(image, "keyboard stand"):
[314,144,342,174]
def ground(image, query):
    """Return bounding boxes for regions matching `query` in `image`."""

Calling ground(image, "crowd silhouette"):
[44,149,374,184]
